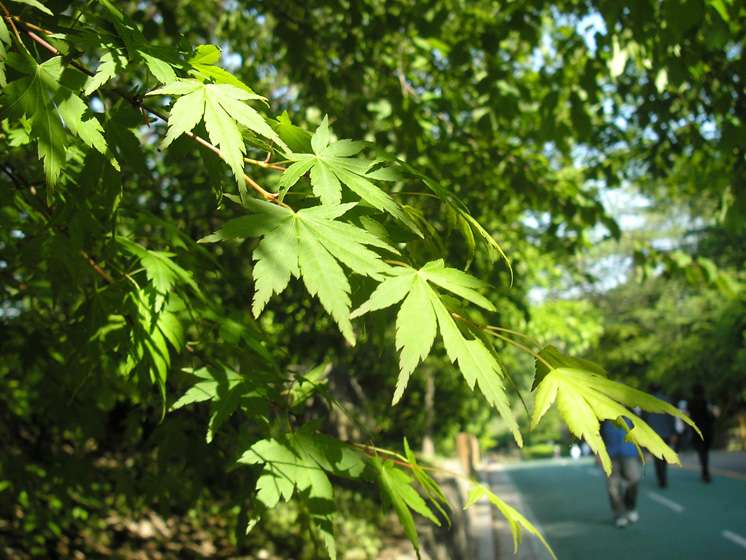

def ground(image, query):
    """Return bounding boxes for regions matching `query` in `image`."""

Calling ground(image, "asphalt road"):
[488,452,746,560]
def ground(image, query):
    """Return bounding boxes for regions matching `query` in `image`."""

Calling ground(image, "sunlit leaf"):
[148,80,291,192]
[278,119,422,233]
[352,262,519,442]
[531,350,700,474]
[201,199,395,344]
[465,485,556,559]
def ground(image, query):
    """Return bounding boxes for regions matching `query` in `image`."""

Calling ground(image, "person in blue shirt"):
[641,382,676,488]
[601,417,641,528]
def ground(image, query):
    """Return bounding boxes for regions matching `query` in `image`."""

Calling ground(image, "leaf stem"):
[382,260,412,268]
[81,250,113,284]
[244,156,287,172]
[452,313,553,372]
[483,326,541,349]
[491,331,554,372]
[391,191,440,199]
[12,15,51,35]
[353,442,481,483]
[69,0,95,31]
[3,9,27,47]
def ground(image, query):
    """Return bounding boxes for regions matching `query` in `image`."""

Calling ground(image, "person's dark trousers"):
[653,437,672,487]
[654,456,667,487]
[695,437,712,482]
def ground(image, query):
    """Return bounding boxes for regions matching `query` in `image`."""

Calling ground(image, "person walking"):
[689,383,717,483]
[601,417,640,528]
[674,399,690,453]
[642,382,676,488]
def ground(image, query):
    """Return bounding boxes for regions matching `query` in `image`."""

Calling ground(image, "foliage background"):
[1,0,745,558]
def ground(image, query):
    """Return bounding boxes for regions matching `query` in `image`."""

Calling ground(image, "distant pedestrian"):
[601,418,640,528]
[689,383,717,483]
[570,443,581,459]
[674,399,691,453]
[641,382,676,488]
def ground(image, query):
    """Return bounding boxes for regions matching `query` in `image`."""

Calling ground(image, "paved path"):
[479,451,746,560]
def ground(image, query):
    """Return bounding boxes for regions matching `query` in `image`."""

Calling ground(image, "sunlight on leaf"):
[532,347,701,474]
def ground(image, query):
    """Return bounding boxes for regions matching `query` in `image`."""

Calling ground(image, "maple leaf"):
[370,456,440,559]
[104,102,151,176]
[117,237,202,298]
[0,53,119,198]
[124,287,181,410]
[199,198,397,345]
[350,260,521,443]
[187,44,256,93]
[0,17,10,87]
[9,0,51,15]
[279,116,421,233]
[531,346,701,475]
[465,484,556,560]
[148,79,291,194]
[237,429,365,560]
[84,50,129,96]
[403,439,452,525]
[273,110,314,152]
[98,0,182,84]
[171,365,270,443]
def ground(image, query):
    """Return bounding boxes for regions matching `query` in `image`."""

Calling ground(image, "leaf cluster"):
[0,1,721,558]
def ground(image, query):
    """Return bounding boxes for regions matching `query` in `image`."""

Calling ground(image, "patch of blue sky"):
[576,12,607,53]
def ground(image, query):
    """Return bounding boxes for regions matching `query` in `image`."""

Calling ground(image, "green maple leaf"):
[0,18,10,87]
[465,484,556,559]
[238,438,298,510]
[351,260,521,443]
[292,431,366,479]
[370,456,440,559]
[187,44,256,93]
[403,439,452,525]
[84,50,129,95]
[0,54,118,198]
[148,79,291,193]
[0,55,65,190]
[117,237,202,299]
[0,17,8,46]
[126,288,177,410]
[237,431,365,560]
[171,365,264,443]
[279,116,421,234]
[531,345,606,391]
[273,111,314,153]
[200,198,397,345]
[105,102,150,176]
[433,300,522,445]
[156,306,185,353]
[8,0,52,15]
[99,0,181,84]
[531,346,701,475]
